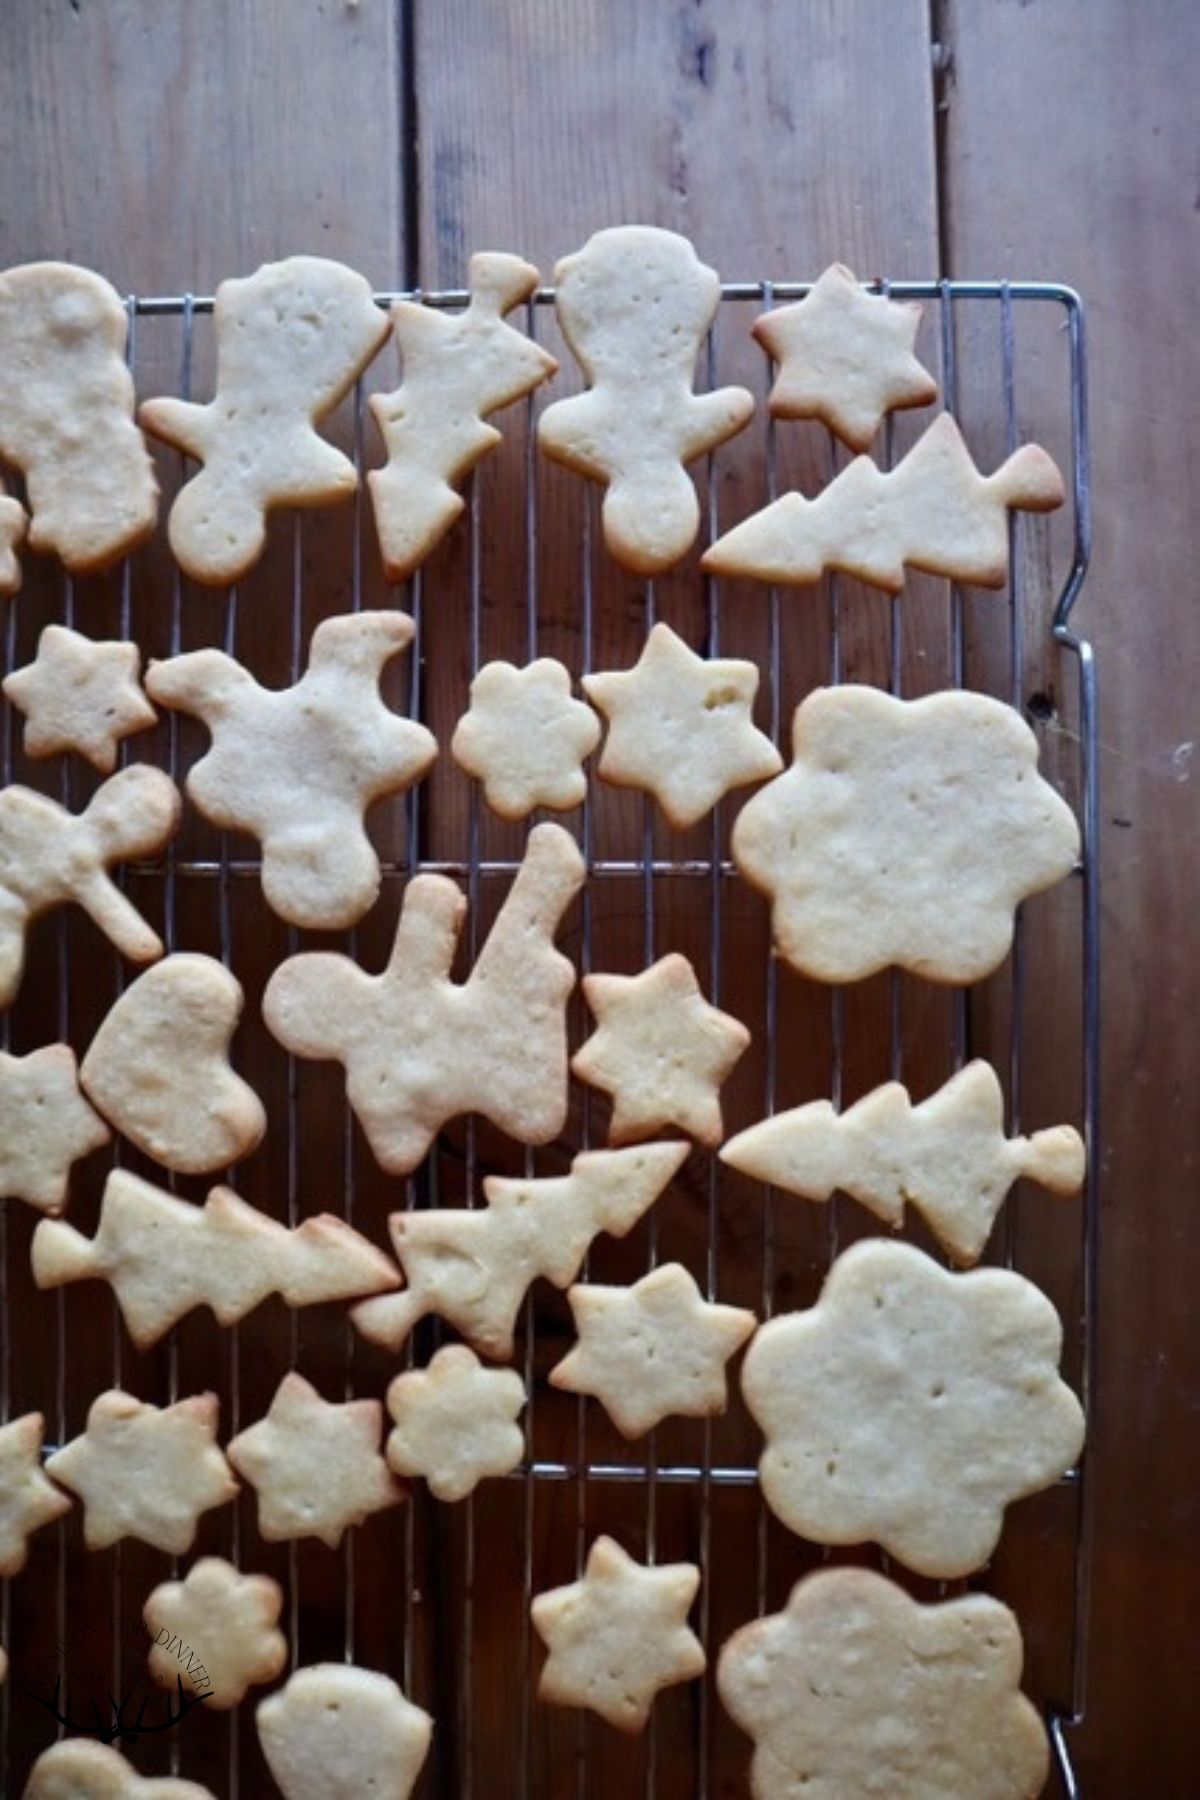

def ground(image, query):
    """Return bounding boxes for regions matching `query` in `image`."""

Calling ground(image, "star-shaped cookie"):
[0,1412,72,1576]
[145,1557,288,1709]
[450,658,601,819]
[386,1345,526,1502]
[550,1262,757,1438]
[0,1043,110,1214]
[531,1535,706,1732]
[45,1390,237,1554]
[753,262,937,450]
[572,953,750,1147]
[583,622,781,829]
[3,624,157,773]
[227,1372,404,1549]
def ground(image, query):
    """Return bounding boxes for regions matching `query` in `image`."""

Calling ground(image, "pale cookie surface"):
[0,1412,72,1577]
[532,1535,705,1732]
[0,262,158,574]
[386,1344,526,1502]
[80,953,266,1173]
[0,476,27,598]
[147,611,435,929]
[32,1168,398,1348]
[227,1372,403,1549]
[753,261,937,449]
[257,1663,432,1800]
[140,255,389,585]
[4,625,157,773]
[0,1044,109,1215]
[24,1740,216,1799]
[145,1556,287,1709]
[731,685,1080,985]
[354,1140,688,1358]
[583,622,781,828]
[742,1237,1085,1578]
[450,657,600,819]
[722,1058,1085,1266]
[46,1390,237,1555]
[0,764,179,1009]
[550,1262,756,1438]
[703,411,1064,592]
[369,251,556,580]
[572,952,750,1147]
[265,821,584,1174]
[538,226,754,573]
[718,1566,1050,1800]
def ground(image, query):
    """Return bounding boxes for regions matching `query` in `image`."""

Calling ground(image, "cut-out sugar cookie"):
[385,1344,526,1502]
[753,262,937,450]
[32,1167,399,1349]
[0,1043,109,1215]
[353,1140,689,1359]
[538,227,754,573]
[0,262,158,574]
[227,1372,404,1550]
[80,953,265,1174]
[572,952,750,1147]
[4,624,157,773]
[731,684,1080,985]
[0,1412,73,1577]
[717,1566,1049,1800]
[583,621,781,829]
[450,657,600,819]
[46,1390,237,1555]
[0,764,179,1009]
[550,1262,756,1439]
[0,477,27,598]
[532,1535,705,1734]
[25,1741,217,1800]
[722,1058,1085,1266]
[257,1663,432,1800]
[145,1557,287,1709]
[147,611,435,929]
[741,1237,1085,1579]
[369,251,557,581]
[140,255,389,586]
[703,411,1064,593]
[265,820,584,1174]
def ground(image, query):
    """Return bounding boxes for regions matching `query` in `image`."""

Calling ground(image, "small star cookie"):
[145,1557,288,1709]
[4,624,157,773]
[0,1412,72,1576]
[257,1663,432,1800]
[386,1345,525,1502]
[572,952,750,1147]
[532,1535,706,1732]
[583,623,781,829]
[450,658,601,819]
[25,1740,217,1798]
[0,1043,109,1214]
[45,1390,237,1555]
[753,262,937,450]
[228,1372,404,1549]
[550,1262,756,1438]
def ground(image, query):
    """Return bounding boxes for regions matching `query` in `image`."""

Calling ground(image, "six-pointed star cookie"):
[386,1345,526,1503]
[753,262,937,450]
[532,1535,706,1732]
[451,658,601,819]
[0,1412,72,1576]
[0,1043,109,1214]
[145,1557,288,1709]
[227,1372,404,1549]
[572,952,750,1147]
[583,622,781,829]
[550,1262,757,1437]
[3,624,157,773]
[45,1390,237,1554]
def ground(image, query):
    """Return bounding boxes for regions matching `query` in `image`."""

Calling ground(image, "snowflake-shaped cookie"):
[257,1663,432,1800]
[385,1345,526,1502]
[145,1557,287,1709]
[732,684,1080,984]
[741,1237,1085,1578]
[0,1412,72,1576]
[0,1043,109,1214]
[451,658,600,819]
[3,624,157,772]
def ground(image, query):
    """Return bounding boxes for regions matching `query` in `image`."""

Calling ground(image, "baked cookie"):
[0,1044,109,1215]
[0,476,27,598]
[257,1664,432,1800]
[145,1557,287,1709]
[450,658,600,819]
[385,1345,526,1502]
[24,1741,216,1799]
[0,1412,72,1577]
[4,624,157,773]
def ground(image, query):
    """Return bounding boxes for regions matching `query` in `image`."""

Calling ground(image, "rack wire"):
[0,277,1095,1797]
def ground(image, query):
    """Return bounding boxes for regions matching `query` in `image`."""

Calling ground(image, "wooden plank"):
[940,2,1200,1793]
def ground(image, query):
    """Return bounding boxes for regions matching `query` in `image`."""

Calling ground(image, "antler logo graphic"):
[27,1670,204,1745]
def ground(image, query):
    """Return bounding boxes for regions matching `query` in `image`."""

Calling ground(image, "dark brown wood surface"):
[0,2,1196,1795]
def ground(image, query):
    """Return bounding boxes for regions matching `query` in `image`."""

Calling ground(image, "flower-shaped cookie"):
[25,1741,217,1798]
[386,1345,526,1502]
[145,1557,287,1709]
[741,1237,1085,1578]
[451,658,600,819]
[717,1567,1049,1800]
[732,684,1080,984]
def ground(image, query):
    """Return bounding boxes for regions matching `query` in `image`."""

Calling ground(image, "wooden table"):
[1,3,1196,1795]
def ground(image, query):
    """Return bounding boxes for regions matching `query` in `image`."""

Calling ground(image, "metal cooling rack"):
[0,277,1096,1798]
